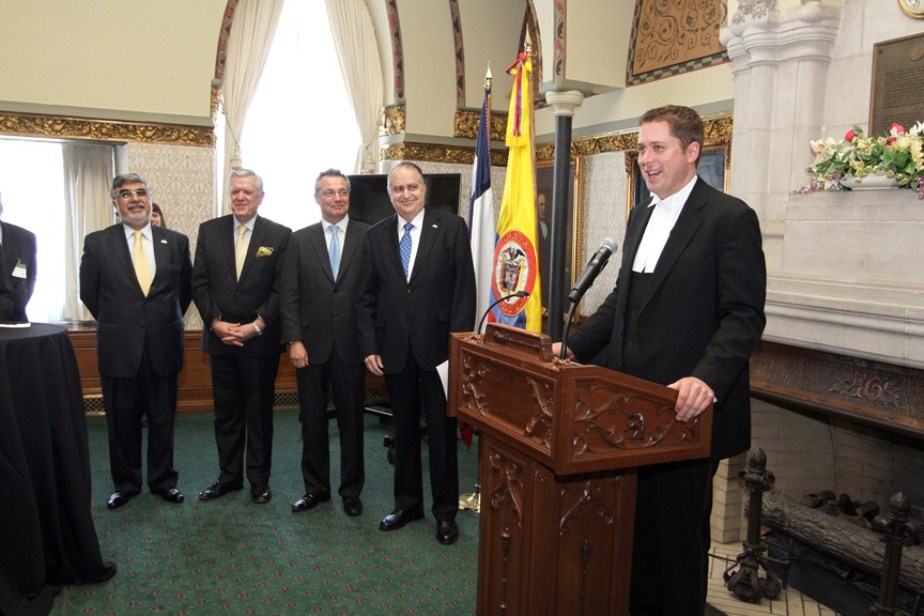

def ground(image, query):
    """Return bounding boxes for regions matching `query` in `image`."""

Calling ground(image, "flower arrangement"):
[797,121,924,199]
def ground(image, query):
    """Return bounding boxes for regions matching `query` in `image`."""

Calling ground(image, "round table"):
[0,324,115,615]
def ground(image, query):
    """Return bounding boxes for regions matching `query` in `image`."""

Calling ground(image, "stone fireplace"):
[709,0,924,559]
[748,341,924,519]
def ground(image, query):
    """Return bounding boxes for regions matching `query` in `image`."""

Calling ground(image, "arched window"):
[239,1,361,232]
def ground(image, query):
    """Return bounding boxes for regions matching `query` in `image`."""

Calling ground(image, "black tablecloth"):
[0,324,115,616]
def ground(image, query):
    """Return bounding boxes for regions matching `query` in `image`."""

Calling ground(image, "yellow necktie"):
[235,225,248,280]
[133,230,152,296]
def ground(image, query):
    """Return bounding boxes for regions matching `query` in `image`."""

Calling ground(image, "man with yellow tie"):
[192,169,291,505]
[80,173,192,509]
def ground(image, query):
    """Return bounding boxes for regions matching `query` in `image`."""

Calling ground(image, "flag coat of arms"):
[489,52,542,332]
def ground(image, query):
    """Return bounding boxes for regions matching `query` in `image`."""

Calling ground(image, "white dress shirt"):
[123,222,157,278]
[632,176,698,273]
[322,215,349,257]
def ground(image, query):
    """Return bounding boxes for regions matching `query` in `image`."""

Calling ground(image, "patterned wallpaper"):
[124,141,216,329]
[579,151,628,315]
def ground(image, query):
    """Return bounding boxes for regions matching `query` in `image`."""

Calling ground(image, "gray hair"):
[110,173,151,200]
[314,169,351,194]
[230,168,264,193]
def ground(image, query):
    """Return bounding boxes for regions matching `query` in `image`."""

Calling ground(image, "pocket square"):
[256,246,274,257]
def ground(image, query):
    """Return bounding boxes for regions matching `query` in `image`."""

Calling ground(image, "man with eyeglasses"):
[192,168,291,505]
[79,173,192,509]
[279,169,368,517]
[356,162,476,545]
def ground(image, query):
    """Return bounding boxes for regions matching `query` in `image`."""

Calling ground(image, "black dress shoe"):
[251,484,272,504]
[291,492,330,512]
[106,490,138,510]
[153,488,185,504]
[436,520,459,545]
[198,480,243,501]
[342,496,363,517]
[379,508,424,531]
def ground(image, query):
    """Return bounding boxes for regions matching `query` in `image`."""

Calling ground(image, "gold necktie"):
[133,230,152,296]
[235,225,248,280]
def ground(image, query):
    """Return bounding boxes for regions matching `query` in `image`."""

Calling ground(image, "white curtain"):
[62,143,115,321]
[325,0,384,173]
[219,0,284,211]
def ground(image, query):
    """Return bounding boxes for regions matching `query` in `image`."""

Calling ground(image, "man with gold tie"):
[192,168,291,505]
[80,173,192,509]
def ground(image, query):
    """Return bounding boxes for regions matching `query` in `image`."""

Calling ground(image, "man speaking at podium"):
[555,105,766,615]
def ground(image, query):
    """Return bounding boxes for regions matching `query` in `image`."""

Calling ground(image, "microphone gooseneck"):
[478,290,530,334]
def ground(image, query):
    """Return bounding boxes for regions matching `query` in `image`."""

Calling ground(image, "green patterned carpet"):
[52,409,479,615]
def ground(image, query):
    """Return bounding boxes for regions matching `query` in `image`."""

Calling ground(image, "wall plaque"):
[870,32,924,135]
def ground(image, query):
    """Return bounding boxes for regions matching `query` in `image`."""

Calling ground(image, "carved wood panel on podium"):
[449,324,713,615]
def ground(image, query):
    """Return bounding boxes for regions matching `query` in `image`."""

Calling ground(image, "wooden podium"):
[449,324,714,616]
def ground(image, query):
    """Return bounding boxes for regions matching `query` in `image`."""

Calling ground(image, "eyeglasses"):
[389,184,421,195]
[116,188,149,200]
[320,189,350,198]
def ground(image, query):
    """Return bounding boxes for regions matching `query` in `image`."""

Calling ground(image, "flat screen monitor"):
[347,173,461,226]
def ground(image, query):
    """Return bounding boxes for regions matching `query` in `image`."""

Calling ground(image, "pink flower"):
[889,122,905,135]
[886,136,897,146]
[845,129,857,142]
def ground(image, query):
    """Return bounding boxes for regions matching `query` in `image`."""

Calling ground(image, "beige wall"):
[0,0,226,125]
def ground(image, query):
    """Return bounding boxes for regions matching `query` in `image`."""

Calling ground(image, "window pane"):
[241,1,362,232]
[0,139,65,322]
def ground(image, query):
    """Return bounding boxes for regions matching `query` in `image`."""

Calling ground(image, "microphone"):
[478,290,530,334]
[568,238,618,304]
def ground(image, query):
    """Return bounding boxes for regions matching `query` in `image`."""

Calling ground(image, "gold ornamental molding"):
[453,108,507,142]
[0,111,215,146]
[537,115,733,162]
[380,104,406,137]
[381,141,508,167]
[377,114,731,167]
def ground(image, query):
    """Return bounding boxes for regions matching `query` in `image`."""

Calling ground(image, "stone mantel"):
[764,188,924,369]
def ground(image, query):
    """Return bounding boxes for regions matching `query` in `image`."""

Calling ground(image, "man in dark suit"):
[192,168,291,505]
[79,173,192,509]
[0,245,16,320]
[280,169,368,517]
[556,106,766,615]
[0,192,37,322]
[357,162,476,545]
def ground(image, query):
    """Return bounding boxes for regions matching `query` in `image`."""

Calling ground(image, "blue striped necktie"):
[399,222,413,278]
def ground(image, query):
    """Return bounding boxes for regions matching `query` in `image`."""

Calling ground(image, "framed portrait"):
[626,141,730,213]
[535,157,584,327]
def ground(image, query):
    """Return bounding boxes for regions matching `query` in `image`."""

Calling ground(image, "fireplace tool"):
[723,447,782,602]
[871,491,921,615]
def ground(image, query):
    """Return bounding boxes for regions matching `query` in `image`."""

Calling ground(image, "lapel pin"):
[160,239,168,244]
[432,224,439,229]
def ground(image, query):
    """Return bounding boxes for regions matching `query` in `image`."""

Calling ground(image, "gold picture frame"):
[535,156,584,316]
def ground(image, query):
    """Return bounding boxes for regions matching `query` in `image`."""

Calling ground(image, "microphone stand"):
[560,301,579,360]
[477,290,530,334]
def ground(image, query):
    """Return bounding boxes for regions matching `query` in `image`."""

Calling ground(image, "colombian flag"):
[489,52,542,332]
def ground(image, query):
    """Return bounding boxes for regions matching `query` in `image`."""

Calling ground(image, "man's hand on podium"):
[668,376,714,422]
[551,342,574,360]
